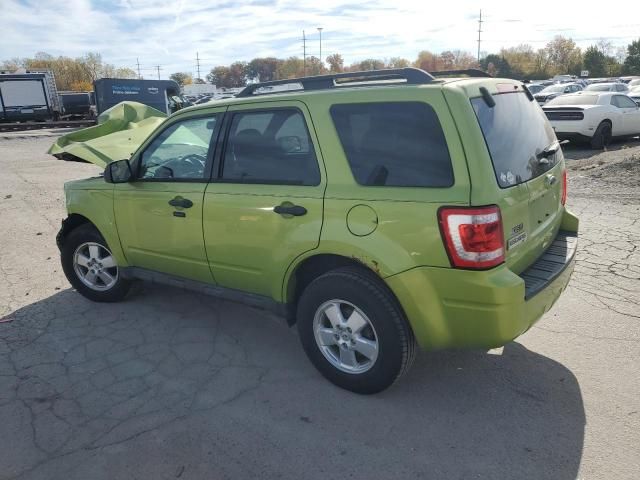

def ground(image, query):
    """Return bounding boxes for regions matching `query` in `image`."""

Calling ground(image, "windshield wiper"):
[536,140,567,163]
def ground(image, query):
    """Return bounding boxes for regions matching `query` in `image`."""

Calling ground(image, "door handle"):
[273,204,307,216]
[168,196,193,208]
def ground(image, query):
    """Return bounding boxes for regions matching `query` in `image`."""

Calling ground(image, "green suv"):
[56,68,578,394]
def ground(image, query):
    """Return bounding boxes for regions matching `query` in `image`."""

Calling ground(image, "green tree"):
[354,58,385,71]
[386,57,410,68]
[623,39,640,75]
[583,46,607,77]
[276,57,304,79]
[414,50,442,72]
[207,63,247,88]
[480,54,513,78]
[169,72,193,86]
[247,57,281,81]
[207,66,231,87]
[545,36,582,75]
[326,53,344,72]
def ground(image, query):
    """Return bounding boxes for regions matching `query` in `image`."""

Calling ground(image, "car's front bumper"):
[386,211,579,351]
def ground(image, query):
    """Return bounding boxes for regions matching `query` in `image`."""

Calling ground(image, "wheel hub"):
[313,299,379,374]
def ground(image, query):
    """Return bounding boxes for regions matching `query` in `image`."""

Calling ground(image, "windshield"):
[585,84,612,91]
[472,92,557,188]
[540,84,566,93]
[546,94,599,106]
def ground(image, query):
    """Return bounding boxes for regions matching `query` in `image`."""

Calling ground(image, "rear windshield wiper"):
[536,140,565,163]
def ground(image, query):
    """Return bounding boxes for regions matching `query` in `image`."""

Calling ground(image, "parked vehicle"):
[0,70,61,122]
[94,78,187,116]
[628,86,640,107]
[525,83,546,95]
[584,82,629,93]
[543,91,640,148]
[534,83,583,105]
[59,91,94,119]
[53,68,578,393]
[627,79,640,88]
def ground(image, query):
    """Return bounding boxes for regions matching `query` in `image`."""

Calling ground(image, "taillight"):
[438,206,505,270]
[561,169,567,206]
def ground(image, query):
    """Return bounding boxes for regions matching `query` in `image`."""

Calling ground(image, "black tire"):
[590,121,612,150]
[296,267,416,394]
[61,224,131,302]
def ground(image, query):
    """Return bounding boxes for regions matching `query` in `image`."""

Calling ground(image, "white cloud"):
[1,0,639,77]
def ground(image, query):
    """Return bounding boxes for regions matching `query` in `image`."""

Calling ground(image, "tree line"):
[3,36,639,91]
[1,52,137,91]
[169,36,639,88]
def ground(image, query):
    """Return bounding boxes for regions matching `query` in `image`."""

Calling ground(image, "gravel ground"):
[0,134,638,480]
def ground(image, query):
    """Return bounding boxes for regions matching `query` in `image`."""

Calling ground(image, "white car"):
[533,82,583,105]
[542,91,640,149]
[584,82,629,93]
[629,85,640,107]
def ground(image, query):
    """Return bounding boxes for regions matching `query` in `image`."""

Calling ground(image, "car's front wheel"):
[61,224,131,302]
[297,267,416,394]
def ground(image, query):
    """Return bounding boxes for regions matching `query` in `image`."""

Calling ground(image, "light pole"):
[317,27,323,72]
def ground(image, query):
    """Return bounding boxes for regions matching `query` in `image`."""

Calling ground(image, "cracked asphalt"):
[0,133,638,480]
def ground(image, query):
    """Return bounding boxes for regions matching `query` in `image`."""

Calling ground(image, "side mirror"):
[104,159,133,183]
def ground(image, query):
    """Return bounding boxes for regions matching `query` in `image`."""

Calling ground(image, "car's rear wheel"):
[590,121,612,149]
[61,224,131,302]
[296,267,416,394]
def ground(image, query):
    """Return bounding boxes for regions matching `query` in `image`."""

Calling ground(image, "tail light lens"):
[561,169,567,206]
[438,206,505,270]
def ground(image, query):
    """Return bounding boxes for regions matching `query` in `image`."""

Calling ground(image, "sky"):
[2,0,639,78]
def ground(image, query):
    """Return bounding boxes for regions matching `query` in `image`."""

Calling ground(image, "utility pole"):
[136,58,141,79]
[317,27,323,71]
[477,9,483,63]
[303,30,307,77]
[196,52,201,81]
[155,65,162,80]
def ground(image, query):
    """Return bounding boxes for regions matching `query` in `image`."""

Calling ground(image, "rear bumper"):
[386,211,579,350]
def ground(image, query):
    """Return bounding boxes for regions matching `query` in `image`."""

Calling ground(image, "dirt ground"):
[0,132,638,480]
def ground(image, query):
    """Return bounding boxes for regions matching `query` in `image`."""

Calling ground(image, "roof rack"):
[430,69,493,78]
[236,68,436,97]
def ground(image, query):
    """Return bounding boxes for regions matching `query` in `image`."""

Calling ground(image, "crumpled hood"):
[48,101,166,168]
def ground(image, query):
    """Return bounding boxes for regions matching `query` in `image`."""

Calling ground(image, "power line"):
[154,65,162,80]
[477,9,483,62]
[302,30,307,76]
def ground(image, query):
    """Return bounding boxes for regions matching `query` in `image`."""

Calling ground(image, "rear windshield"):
[472,92,557,188]
[546,94,599,105]
[585,84,612,91]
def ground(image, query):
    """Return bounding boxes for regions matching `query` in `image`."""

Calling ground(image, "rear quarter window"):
[330,102,454,187]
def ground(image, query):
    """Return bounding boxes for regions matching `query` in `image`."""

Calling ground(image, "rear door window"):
[472,92,557,188]
[221,109,320,185]
[330,102,453,187]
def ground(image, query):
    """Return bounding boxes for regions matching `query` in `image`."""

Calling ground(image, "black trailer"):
[0,71,61,122]
[93,78,187,115]
[59,91,94,118]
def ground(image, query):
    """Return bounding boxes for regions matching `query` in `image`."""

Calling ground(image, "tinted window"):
[613,95,637,108]
[586,84,612,91]
[472,92,557,188]
[222,109,320,185]
[330,102,453,187]
[139,116,217,180]
[547,94,599,105]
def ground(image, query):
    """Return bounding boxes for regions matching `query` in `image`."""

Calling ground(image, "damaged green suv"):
[54,68,578,394]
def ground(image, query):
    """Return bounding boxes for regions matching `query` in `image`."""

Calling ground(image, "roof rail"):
[430,69,493,78]
[236,68,435,97]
